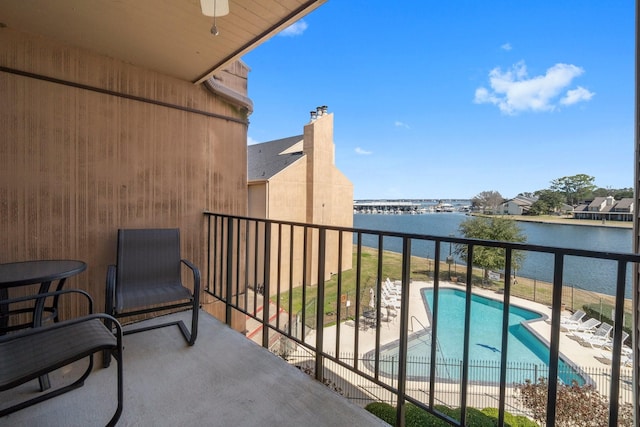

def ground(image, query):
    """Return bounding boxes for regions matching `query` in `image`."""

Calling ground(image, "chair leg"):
[189,299,198,345]
[103,317,113,368]
[106,349,123,427]
[177,309,198,345]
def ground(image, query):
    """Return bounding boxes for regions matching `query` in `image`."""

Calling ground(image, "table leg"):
[0,288,7,334]
[35,281,52,391]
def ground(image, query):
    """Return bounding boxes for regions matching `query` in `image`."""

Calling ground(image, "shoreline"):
[471,213,632,229]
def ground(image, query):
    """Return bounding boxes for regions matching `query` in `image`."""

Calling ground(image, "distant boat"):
[435,203,454,212]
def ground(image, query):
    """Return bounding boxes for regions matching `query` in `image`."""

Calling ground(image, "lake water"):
[353,213,633,297]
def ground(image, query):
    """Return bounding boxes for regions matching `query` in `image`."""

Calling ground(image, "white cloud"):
[394,120,410,129]
[247,136,260,145]
[501,43,512,51]
[279,20,308,37]
[474,61,594,115]
[560,86,595,105]
[355,147,372,155]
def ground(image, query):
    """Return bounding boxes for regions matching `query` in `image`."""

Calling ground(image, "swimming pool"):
[369,288,586,385]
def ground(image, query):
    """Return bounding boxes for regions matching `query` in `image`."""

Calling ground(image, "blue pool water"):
[372,288,585,385]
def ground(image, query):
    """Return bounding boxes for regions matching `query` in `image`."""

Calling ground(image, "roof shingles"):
[248,135,304,181]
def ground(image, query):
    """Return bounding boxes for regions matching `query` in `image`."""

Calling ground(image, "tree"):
[529,189,565,215]
[549,174,596,206]
[456,216,526,281]
[528,200,550,216]
[593,186,633,199]
[471,190,504,214]
[613,188,633,199]
[517,192,535,198]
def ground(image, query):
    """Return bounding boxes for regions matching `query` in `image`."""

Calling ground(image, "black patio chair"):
[103,228,200,367]
[0,289,123,426]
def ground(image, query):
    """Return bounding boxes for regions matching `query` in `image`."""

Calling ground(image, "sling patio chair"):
[103,228,200,367]
[1,289,123,426]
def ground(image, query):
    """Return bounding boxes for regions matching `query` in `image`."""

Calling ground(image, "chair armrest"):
[1,288,94,315]
[0,312,122,345]
[181,259,201,294]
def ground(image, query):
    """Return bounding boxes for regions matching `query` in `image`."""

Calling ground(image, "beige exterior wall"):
[0,28,248,320]
[249,112,354,293]
[301,113,353,287]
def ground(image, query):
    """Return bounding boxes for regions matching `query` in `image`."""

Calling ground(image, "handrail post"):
[498,249,513,427]
[262,221,272,349]
[395,237,412,427]
[315,227,326,382]
[225,217,234,326]
[460,244,474,422]
[608,260,628,426]
[429,240,441,409]
[546,253,564,426]
[206,213,212,293]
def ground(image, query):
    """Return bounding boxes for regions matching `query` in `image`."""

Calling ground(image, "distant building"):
[499,196,538,215]
[573,196,634,221]
[247,107,353,291]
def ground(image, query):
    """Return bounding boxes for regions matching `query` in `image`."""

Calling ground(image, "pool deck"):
[308,280,630,397]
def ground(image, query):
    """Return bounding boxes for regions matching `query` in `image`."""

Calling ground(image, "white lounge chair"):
[383,279,400,294]
[562,309,586,324]
[562,317,600,333]
[382,287,398,298]
[573,322,613,344]
[597,331,630,351]
[594,350,633,367]
[382,297,400,309]
[546,309,585,326]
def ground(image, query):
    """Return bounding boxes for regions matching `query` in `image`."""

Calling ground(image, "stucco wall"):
[0,28,248,319]
[248,113,354,292]
[302,113,353,283]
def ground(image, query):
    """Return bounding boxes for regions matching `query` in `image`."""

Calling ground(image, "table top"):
[0,260,87,288]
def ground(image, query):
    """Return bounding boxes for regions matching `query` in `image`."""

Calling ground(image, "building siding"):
[0,28,248,319]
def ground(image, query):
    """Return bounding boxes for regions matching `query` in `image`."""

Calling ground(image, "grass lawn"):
[276,245,631,329]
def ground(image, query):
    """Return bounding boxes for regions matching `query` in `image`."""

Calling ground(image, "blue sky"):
[242,1,634,200]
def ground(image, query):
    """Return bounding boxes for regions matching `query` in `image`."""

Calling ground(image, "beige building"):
[247,108,353,292]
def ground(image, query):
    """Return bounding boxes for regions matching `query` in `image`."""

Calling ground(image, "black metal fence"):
[203,212,638,427]
[282,351,634,417]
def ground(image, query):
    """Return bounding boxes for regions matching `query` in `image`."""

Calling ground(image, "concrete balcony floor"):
[2,310,388,427]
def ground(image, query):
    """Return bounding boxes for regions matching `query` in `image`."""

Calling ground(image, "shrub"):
[517,377,634,427]
[365,402,396,425]
[365,402,532,427]
[436,406,496,426]
[481,407,537,427]
[365,402,450,426]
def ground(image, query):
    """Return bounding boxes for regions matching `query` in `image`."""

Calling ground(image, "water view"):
[353,213,632,297]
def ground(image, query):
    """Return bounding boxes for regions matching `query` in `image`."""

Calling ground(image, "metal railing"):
[284,352,634,417]
[204,212,638,427]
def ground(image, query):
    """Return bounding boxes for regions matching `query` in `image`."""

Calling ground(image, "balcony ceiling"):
[0,0,326,84]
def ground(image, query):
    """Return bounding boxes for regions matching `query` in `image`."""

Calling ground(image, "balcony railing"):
[203,212,638,427]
